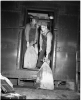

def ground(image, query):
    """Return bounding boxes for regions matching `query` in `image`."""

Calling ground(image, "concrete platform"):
[14,87,80,99]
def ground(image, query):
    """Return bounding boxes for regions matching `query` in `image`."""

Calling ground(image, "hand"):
[39,48,42,52]
[43,57,48,62]
[27,42,29,48]
[30,41,36,46]
[46,54,48,59]
[43,57,50,64]
[34,40,37,45]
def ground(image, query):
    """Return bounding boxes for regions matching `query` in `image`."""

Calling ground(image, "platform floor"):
[14,86,80,99]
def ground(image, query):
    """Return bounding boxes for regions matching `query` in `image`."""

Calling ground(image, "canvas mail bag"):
[36,62,54,90]
[24,46,38,69]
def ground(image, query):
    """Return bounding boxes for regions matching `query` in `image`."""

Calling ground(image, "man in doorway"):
[25,15,39,53]
[24,16,39,69]
[37,21,53,68]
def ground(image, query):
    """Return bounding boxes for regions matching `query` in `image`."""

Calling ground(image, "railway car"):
[1,1,80,91]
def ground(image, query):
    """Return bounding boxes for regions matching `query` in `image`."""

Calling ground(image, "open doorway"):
[21,9,54,71]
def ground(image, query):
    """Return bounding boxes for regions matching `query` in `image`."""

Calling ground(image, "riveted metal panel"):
[1,2,25,75]
[55,52,76,81]
[1,1,20,11]
[1,29,19,72]
[1,11,20,28]
[54,14,79,81]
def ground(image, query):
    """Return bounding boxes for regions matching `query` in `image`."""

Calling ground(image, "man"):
[37,21,52,68]
[24,16,39,68]
[25,16,39,51]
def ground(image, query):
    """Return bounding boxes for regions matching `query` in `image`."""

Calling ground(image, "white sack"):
[24,46,38,69]
[0,73,13,88]
[36,62,54,90]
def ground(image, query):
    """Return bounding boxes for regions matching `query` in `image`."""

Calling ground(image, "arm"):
[25,24,30,42]
[40,31,43,51]
[25,24,30,47]
[46,32,52,58]
[34,26,38,44]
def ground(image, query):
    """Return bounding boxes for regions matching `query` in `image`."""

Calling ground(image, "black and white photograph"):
[0,1,80,99]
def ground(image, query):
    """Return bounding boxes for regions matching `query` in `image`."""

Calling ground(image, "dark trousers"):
[37,45,50,68]
[36,45,46,68]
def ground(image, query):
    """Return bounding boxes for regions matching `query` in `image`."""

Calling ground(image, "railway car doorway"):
[19,9,55,73]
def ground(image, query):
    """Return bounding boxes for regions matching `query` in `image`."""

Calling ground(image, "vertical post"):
[52,31,57,78]
[51,11,58,80]
[75,14,80,92]
[51,12,57,80]
[76,51,78,91]
[16,30,22,69]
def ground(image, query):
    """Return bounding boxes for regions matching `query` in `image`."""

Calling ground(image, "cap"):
[29,15,39,21]
[33,16,39,21]
[41,21,48,26]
